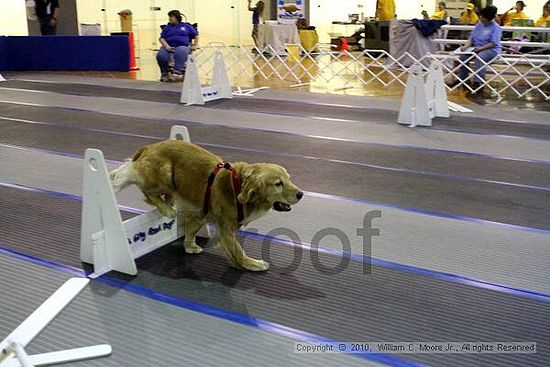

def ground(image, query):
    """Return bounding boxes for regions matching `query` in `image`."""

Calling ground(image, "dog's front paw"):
[184,242,203,254]
[243,258,270,272]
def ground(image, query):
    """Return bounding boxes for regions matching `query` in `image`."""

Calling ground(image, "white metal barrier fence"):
[192,42,549,102]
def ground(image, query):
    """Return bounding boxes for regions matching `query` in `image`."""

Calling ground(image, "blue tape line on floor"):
[0,244,428,367]
[2,106,550,165]
[3,143,550,232]
[1,180,550,303]
[2,118,550,191]
[242,230,550,303]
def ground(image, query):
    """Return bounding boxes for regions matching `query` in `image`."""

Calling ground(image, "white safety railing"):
[192,42,550,102]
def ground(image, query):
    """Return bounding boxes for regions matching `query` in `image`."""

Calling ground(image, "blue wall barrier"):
[0,37,7,71]
[0,35,130,71]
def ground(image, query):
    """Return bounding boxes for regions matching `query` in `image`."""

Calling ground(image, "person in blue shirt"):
[457,5,502,91]
[156,10,199,82]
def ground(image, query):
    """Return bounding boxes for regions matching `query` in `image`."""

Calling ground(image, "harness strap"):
[203,162,244,224]
[229,166,244,223]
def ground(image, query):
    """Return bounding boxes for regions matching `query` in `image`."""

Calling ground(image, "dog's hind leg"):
[218,227,269,271]
[144,192,177,218]
[181,216,204,254]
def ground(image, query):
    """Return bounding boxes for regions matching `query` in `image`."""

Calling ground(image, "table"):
[330,21,363,37]
[389,20,444,67]
[257,23,300,55]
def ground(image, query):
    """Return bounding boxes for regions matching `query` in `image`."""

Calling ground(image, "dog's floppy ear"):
[238,166,264,204]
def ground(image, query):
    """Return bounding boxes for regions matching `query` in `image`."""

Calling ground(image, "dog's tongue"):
[273,202,291,212]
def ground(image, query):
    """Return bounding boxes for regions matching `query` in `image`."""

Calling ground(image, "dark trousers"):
[458,49,498,84]
[39,16,57,35]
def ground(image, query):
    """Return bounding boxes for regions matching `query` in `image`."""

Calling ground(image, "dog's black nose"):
[296,191,304,200]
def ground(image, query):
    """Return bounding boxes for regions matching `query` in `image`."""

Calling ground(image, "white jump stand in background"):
[398,64,432,127]
[398,61,450,127]
[0,278,111,367]
[80,125,212,278]
[180,51,233,106]
[0,74,6,82]
[425,61,450,120]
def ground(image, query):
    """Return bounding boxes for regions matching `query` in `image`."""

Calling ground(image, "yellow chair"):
[298,30,319,52]
[286,44,300,62]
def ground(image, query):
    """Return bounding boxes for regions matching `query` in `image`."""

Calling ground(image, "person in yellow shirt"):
[422,2,448,21]
[376,0,396,21]
[459,3,479,24]
[502,1,529,26]
[535,0,550,26]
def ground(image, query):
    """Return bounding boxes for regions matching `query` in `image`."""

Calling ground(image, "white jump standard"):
[398,61,450,127]
[180,51,232,106]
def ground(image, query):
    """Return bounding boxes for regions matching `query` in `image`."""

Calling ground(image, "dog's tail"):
[109,159,138,192]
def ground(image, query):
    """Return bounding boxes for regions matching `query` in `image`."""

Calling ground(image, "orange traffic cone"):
[339,37,349,52]
[128,32,139,71]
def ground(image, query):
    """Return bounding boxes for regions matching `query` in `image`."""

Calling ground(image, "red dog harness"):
[203,162,244,224]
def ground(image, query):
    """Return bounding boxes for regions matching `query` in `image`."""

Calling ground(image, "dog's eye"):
[275,181,283,187]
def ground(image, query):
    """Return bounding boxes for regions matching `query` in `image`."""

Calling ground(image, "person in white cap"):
[459,3,479,24]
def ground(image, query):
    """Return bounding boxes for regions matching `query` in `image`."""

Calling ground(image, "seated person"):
[156,10,198,82]
[500,1,529,26]
[457,6,502,93]
[422,2,448,21]
[535,0,550,26]
[459,3,479,24]
[296,18,318,52]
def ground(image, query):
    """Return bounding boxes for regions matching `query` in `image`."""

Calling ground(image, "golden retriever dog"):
[110,140,303,271]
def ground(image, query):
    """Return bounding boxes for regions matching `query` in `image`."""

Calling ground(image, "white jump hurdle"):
[180,51,233,106]
[0,74,6,82]
[0,278,111,367]
[425,61,450,120]
[398,61,451,127]
[80,125,212,278]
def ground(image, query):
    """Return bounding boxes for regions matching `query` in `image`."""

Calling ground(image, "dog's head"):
[238,163,303,212]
